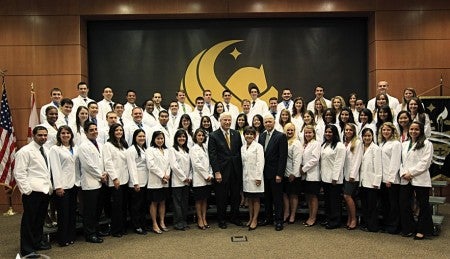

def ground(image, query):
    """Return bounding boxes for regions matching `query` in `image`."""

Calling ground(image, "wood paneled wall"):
[1,0,450,210]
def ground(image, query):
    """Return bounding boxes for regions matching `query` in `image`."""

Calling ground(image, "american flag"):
[0,84,17,189]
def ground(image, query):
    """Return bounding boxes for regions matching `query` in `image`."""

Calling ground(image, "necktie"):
[138,123,143,129]
[225,131,231,149]
[92,118,97,124]
[272,112,276,118]
[92,140,99,152]
[132,103,136,108]
[264,132,271,151]
[284,101,289,109]
[109,102,113,110]
[83,98,87,103]
[199,111,202,117]
[207,103,211,111]
[65,116,69,125]
[119,118,123,126]
[252,101,256,107]
[182,103,186,113]
[39,146,48,168]
[226,104,230,111]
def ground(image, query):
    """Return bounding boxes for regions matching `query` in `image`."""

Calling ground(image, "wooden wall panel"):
[0,0,78,15]
[375,40,450,70]
[33,16,81,45]
[375,0,450,11]
[32,45,82,75]
[0,16,34,45]
[0,46,34,74]
[376,10,450,40]
[375,69,450,98]
[229,0,374,13]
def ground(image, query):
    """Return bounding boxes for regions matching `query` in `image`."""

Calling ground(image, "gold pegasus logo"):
[180,40,278,107]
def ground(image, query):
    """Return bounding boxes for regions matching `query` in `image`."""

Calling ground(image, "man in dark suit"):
[258,114,288,231]
[208,112,243,229]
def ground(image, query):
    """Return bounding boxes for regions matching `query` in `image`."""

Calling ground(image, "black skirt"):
[147,188,169,203]
[283,177,302,195]
[192,185,211,201]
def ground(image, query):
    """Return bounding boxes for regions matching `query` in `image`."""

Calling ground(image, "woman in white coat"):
[320,124,346,229]
[342,123,363,230]
[126,129,149,235]
[102,123,129,237]
[49,125,78,246]
[359,128,382,232]
[146,131,171,234]
[282,123,303,224]
[300,125,321,227]
[241,126,265,230]
[169,129,192,231]
[190,129,213,230]
[378,122,402,234]
[399,121,434,240]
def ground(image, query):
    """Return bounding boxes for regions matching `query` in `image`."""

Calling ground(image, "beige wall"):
[1,0,450,209]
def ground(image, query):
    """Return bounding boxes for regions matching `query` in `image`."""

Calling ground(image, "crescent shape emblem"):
[181,40,242,106]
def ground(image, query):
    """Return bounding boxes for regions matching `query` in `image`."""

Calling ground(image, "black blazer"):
[208,128,243,182]
[258,130,288,179]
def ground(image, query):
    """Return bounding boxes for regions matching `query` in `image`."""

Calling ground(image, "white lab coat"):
[77,140,103,190]
[343,139,363,181]
[380,140,402,184]
[102,142,129,187]
[169,147,191,187]
[146,147,170,189]
[189,144,213,187]
[49,145,78,189]
[126,145,148,187]
[400,140,433,187]
[320,142,346,184]
[285,140,303,177]
[359,143,382,188]
[241,141,265,193]
[301,140,321,181]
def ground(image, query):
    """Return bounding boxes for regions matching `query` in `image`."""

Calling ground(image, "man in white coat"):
[14,126,53,257]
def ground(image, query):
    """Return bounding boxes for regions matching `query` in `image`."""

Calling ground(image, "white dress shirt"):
[320,142,346,184]
[126,145,149,187]
[190,144,213,187]
[14,141,52,195]
[102,142,129,187]
[359,142,382,188]
[169,147,191,187]
[241,141,265,193]
[49,145,78,189]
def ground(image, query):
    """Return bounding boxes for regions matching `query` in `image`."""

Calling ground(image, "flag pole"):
[0,70,17,216]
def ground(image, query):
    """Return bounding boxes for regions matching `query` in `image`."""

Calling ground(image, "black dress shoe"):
[36,241,51,250]
[320,220,329,226]
[97,230,110,237]
[86,236,103,243]
[325,224,339,230]
[218,221,227,229]
[401,232,414,237]
[258,219,273,226]
[231,220,243,226]
[134,228,147,235]
[275,223,284,231]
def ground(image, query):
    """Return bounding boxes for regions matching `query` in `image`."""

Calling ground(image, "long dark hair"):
[292,97,306,118]
[409,121,426,150]
[173,129,189,152]
[75,106,88,133]
[338,107,355,132]
[178,114,193,137]
[322,108,336,125]
[200,115,213,134]
[213,101,224,120]
[252,114,264,133]
[107,123,128,150]
[376,105,394,135]
[150,131,167,149]
[322,124,340,150]
[358,108,373,124]
[56,125,74,147]
[193,128,207,145]
[407,97,427,124]
[131,128,147,157]
[397,110,412,134]
[235,113,249,131]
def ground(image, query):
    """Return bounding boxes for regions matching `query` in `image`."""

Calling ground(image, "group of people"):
[14,80,435,258]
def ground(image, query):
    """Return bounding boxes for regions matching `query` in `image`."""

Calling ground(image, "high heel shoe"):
[248,226,257,231]
[414,234,425,240]
[152,228,162,234]
[304,222,316,227]
[197,225,206,230]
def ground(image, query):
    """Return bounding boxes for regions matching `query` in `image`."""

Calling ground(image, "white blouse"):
[102,142,129,187]
[126,145,149,187]
[190,143,213,187]
[169,147,192,188]
[284,140,303,178]
[301,140,321,182]
[380,139,402,184]
[320,142,346,184]
[146,147,170,189]
[241,141,265,193]
[400,140,433,187]
[359,143,382,188]
[49,145,78,189]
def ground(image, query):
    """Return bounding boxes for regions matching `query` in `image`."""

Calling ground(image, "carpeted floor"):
[1,204,450,258]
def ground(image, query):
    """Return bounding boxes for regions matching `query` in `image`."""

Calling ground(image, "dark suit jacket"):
[208,128,243,182]
[258,129,288,179]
